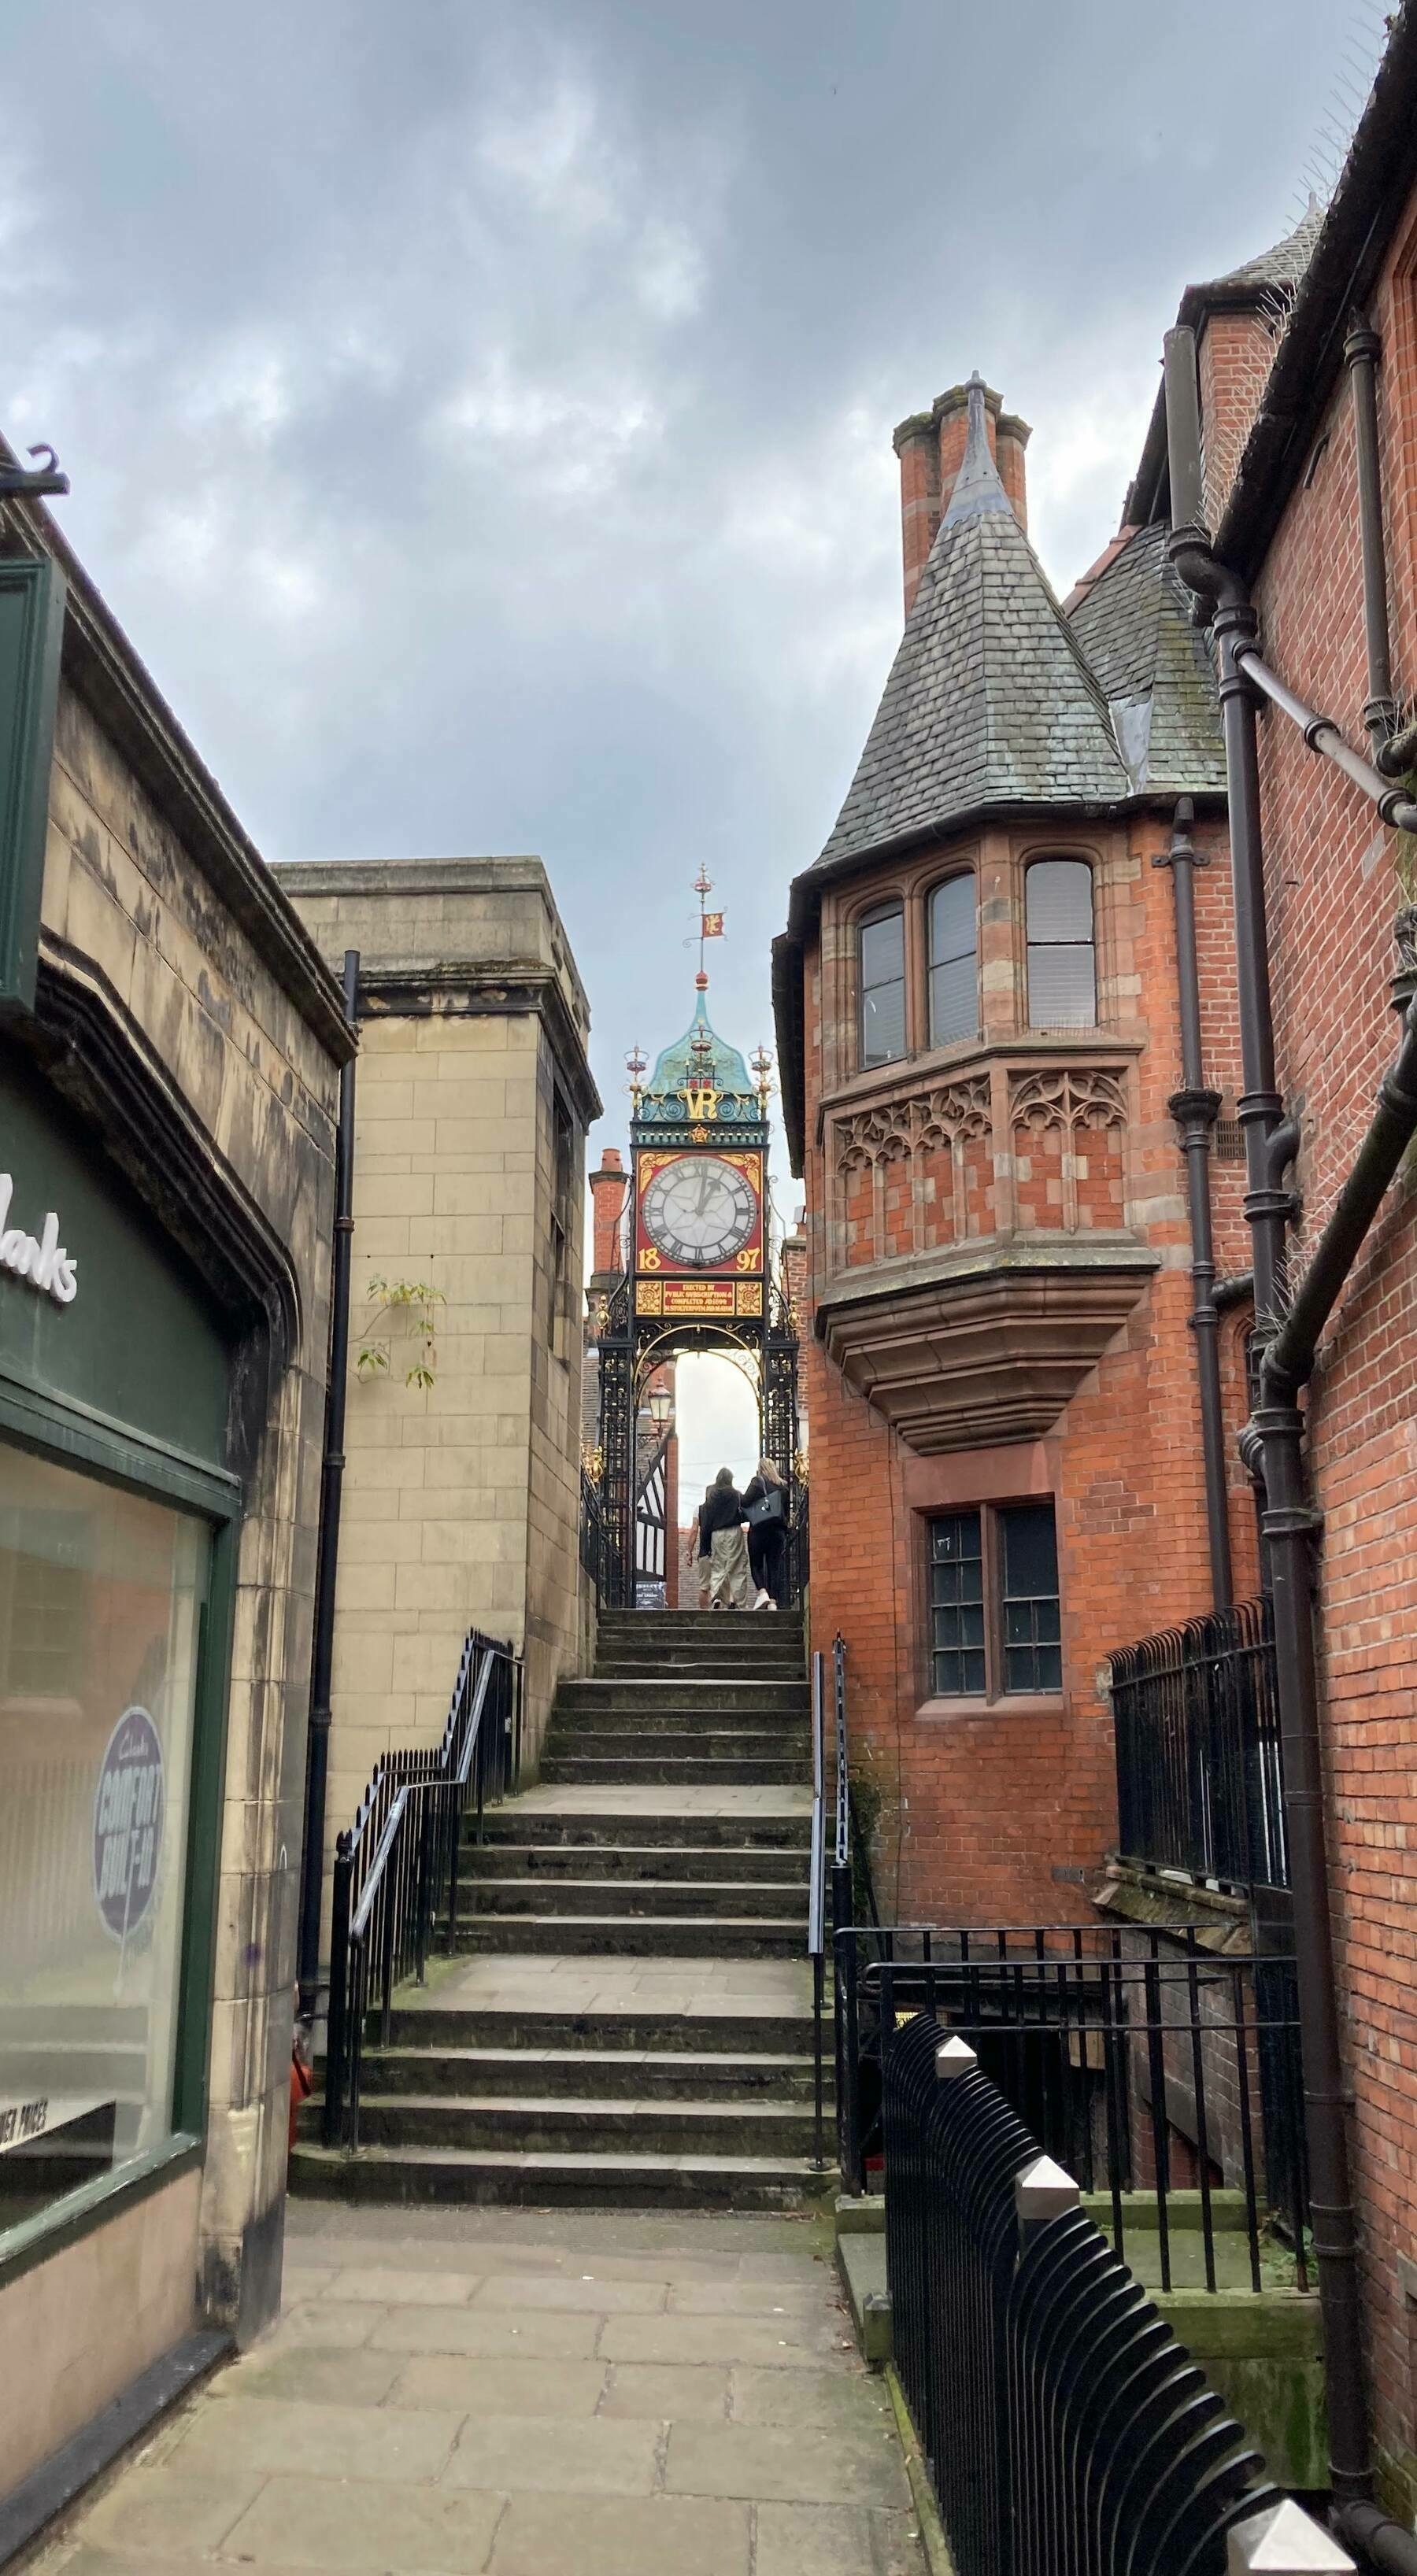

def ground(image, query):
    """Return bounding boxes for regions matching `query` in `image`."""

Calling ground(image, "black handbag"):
[745,1486,786,1529]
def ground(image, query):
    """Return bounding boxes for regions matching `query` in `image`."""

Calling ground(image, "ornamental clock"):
[641,1155,757,1270]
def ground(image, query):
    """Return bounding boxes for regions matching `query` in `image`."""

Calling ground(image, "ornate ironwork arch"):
[590,1277,801,1610]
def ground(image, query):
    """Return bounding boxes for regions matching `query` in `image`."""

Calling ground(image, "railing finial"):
[1226,2500,1355,2573]
[935,2037,978,2080]
[1015,2153,1081,2226]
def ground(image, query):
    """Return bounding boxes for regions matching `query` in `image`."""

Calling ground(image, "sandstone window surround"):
[1025,858,1096,1029]
[831,832,1114,1095]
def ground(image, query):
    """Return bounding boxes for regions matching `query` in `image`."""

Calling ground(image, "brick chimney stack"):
[588,1147,629,1293]
[893,382,1032,614]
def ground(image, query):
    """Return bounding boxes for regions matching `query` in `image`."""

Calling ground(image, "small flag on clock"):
[702,911,724,937]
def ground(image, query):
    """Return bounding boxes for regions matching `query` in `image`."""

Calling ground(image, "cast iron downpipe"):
[1164,322,1417,2569]
[1245,991,1417,2574]
[298,947,360,2023]
[1156,795,1232,1608]
[1345,314,1398,752]
[1164,332,1291,1335]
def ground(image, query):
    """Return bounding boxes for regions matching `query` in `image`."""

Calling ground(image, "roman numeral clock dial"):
[642,1156,756,1268]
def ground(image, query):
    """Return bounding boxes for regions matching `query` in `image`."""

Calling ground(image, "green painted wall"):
[0,1044,230,1467]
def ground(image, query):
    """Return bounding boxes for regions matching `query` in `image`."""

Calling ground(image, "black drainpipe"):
[298,947,360,2023]
[1244,985,1417,2574]
[1155,795,1232,1609]
[1344,314,1398,754]
[1164,321,1417,2570]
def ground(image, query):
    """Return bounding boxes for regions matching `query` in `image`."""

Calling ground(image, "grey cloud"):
[0,0,1386,1147]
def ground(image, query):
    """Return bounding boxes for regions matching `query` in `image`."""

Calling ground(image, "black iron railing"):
[1110,1597,1288,1892]
[808,1649,827,2169]
[886,2014,1281,2576]
[786,1484,809,1608]
[836,1921,1308,2293]
[579,1466,609,1606]
[322,1628,522,2149]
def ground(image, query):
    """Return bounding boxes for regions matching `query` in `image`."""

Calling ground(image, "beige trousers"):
[708,1524,753,1608]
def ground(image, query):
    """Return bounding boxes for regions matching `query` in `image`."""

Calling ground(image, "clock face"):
[642,1155,757,1269]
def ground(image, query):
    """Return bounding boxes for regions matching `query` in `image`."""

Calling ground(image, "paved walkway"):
[36,2201,923,2576]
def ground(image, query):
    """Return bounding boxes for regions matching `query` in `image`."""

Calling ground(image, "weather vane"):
[686,867,724,986]
[625,1043,648,1112]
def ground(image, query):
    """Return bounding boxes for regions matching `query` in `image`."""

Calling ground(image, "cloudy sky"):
[1,0,1389,1492]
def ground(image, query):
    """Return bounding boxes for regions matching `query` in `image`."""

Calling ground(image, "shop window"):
[927,1501,1061,1700]
[0,1447,209,2242]
[927,874,978,1048]
[860,904,906,1068]
[1027,859,1096,1029]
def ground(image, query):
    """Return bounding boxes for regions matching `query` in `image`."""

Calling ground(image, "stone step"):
[561,1680,810,1715]
[382,2004,822,2054]
[288,2140,827,2212]
[541,1731,807,1767]
[310,2093,823,2157]
[461,1877,806,1922]
[473,1812,811,1851]
[538,1754,810,1787]
[567,1700,808,1741]
[592,1643,807,1669]
[596,1610,805,1628]
[467,1842,810,1883]
[353,2045,825,2101]
[454,1915,805,1958]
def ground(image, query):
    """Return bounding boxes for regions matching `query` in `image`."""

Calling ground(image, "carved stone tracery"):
[831,1075,991,1173]
[1008,1065,1128,1133]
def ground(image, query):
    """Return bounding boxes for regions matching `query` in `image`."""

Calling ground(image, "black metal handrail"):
[786,1483,809,1608]
[808,1649,827,2170]
[835,1920,1309,2293]
[1109,1596,1288,1892]
[886,2014,1281,2576]
[322,1627,522,2149]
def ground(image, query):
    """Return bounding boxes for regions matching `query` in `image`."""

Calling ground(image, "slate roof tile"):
[1066,521,1225,795]
[814,379,1129,874]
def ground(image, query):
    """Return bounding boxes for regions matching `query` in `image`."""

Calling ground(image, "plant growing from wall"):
[356,1277,446,1391]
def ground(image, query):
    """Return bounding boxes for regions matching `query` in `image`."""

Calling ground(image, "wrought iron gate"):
[590,1275,801,1611]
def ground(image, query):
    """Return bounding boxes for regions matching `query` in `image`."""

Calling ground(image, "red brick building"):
[773,368,1248,1926]
[776,6,1417,2519]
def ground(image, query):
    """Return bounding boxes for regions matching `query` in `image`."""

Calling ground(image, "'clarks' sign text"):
[0,1171,78,1305]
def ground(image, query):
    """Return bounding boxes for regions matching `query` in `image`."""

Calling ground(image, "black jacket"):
[700,1485,745,1539]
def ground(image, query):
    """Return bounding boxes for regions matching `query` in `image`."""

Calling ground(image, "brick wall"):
[799,807,1248,1927]
[1238,185,1417,2509]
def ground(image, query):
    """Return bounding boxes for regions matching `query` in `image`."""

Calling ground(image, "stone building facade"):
[275,859,599,1903]
[0,456,347,2506]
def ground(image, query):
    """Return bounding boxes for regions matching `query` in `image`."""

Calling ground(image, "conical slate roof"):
[1067,522,1225,795]
[816,378,1129,875]
[1212,194,1324,292]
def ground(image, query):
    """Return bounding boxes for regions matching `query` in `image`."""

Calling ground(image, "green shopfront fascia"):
[0,1041,238,2280]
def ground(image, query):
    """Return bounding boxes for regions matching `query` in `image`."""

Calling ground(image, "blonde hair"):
[757,1456,786,1488]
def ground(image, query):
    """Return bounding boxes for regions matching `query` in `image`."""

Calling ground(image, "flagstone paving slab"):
[32,2203,923,2576]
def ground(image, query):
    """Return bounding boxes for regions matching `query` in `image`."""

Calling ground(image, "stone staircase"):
[293,1606,828,2209]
